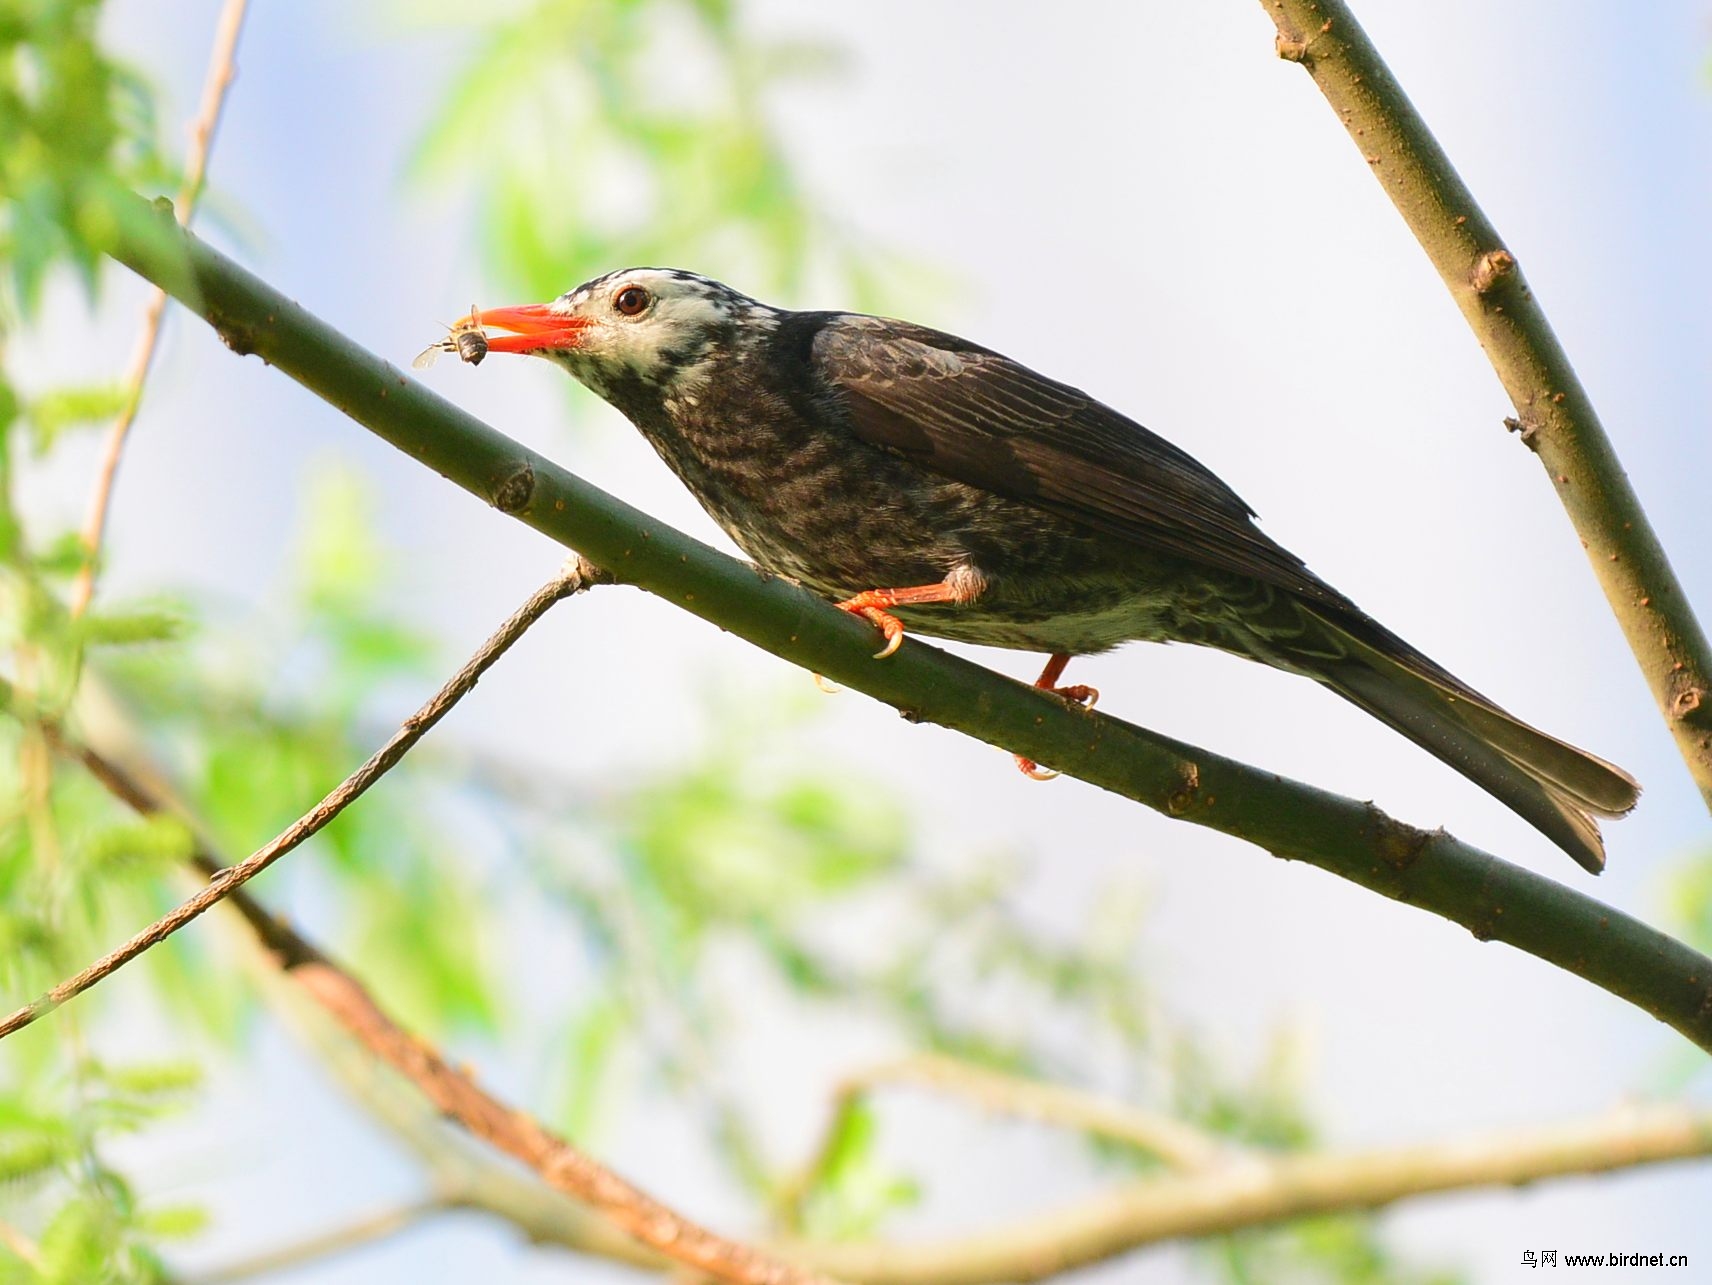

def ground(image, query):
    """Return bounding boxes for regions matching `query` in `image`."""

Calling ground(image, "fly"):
[413,307,489,369]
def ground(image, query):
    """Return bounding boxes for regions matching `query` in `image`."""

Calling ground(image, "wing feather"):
[812,314,1350,608]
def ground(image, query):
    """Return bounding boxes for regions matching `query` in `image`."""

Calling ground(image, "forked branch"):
[24,606,836,1285]
[1261,0,1712,806]
[0,562,599,1040]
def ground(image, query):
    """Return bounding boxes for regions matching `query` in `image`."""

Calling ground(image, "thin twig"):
[102,207,1712,1055]
[835,1054,1227,1170]
[69,0,250,618]
[1260,0,1712,806]
[189,1199,444,1284]
[0,562,596,1041]
[0,1219,44,1270]
[783,1054,1228,1233]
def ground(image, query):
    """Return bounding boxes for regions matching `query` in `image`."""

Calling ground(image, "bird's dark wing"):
[810,313,1352,608]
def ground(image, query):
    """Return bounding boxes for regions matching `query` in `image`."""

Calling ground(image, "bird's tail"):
[1285,612,1639,874]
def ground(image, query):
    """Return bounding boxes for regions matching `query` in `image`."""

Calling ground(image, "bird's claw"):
[865,608,906,659]
[1014,672,1097,779]
[1014,754,1059,781]
[834,598,907,660]
[1052,683,1099,710]
[812,673,842,695]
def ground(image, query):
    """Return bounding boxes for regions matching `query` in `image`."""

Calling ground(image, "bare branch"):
[0,1219,44,1271]
[786,1053,1226,1225]
[37,669,837,1285]
[1260,0,1712,806]
[799,1102,1712,1285]
[189,1200,443,1285]
[100,205,1712,1054]
[70,0,251,617]
[0,560,599,1040]
[834,1054,1228,1169]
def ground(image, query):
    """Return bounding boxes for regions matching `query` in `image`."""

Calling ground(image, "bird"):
[453,268,1639,873]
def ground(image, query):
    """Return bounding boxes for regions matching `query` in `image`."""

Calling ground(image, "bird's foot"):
[815,577,973,688]
[841,601,907,660]
[1046,683,1099,710]
[833,582,968,660]
[1015,654,1098,780]
[1014,755,1058,780]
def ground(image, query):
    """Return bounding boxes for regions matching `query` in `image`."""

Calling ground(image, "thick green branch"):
[1261,0,1712,807]
[104,200,1712,1054]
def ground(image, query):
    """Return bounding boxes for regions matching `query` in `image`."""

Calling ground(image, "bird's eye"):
[613,285,651,316]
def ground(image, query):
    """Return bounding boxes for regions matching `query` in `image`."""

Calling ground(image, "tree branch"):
[788,1052,1227,1224]
[307,1056,1712,1285]
[189,1199,443,1285]
[797,1102,1712,1285]
[71,0,250,617]
[837,1054,1228,1168]
[1260,0,1712,806]
[31,678,838,1285]
[0,1219,44,1271]
[0,561,599,1040]
[100,200,1712,1054]
[781,1053,1229,1234]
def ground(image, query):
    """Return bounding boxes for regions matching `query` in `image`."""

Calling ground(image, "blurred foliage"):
[410,0,915,315]
[0,3,1464,1283]
[1660,853,1712,1091]
[1211,1218,1463,1285]
[0,0,176,314]
[0,4,201,1281]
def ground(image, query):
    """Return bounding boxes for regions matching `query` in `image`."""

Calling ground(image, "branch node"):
[1672,686,1704,720]
[491,463,536,514]
[1364,807,1434,871]
[210,307,258,356]
[1275,33,1309,62]
[1471,248,1517,294]
[1503,415,1542,452]
[1165,760,1202,815]
[563,553,614,592]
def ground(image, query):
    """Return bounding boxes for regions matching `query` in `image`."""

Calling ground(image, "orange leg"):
[1016,652,1100,780]
[834,581,968,659]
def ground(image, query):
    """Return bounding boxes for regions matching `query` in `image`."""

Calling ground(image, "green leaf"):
[0,1132,69,1188]
[137,1203,207,1240]
[24,382,127,453]
[559,992,627,1139]
[70,815,194,876]
[799,1098,920,1241]
[75,601,188,648]
[85,1059,202,1100]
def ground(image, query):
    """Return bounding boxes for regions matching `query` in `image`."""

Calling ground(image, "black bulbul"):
[454,268,1640,872]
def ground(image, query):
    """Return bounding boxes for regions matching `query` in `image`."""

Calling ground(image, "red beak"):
[466,304,590,353]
